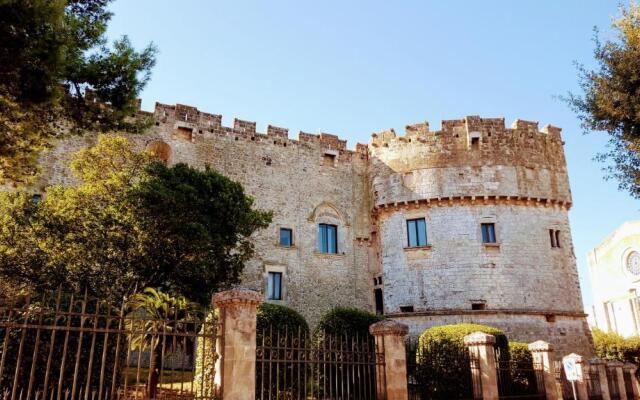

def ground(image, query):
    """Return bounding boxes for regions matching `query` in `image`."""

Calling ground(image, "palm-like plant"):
[126,288,199,399]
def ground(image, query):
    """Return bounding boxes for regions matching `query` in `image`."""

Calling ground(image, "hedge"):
[414,323,508,400]
[314,307,384,337]
[592,327,640,366]
[256,302,309,338]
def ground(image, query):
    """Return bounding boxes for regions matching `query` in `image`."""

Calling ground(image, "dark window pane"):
[549,229,556,247]
[481,223,496,243]
[267,272,282,300]
[280,228,292,246]
[417,218,427,246]
[555,230,561,248]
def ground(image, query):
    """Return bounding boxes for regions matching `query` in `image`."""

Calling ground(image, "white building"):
[588,220,640,337]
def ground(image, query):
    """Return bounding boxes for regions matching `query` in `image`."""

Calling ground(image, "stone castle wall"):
[33,103,592,356]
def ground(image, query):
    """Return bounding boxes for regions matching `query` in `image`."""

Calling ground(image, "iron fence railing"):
[624,369,635,400]
[0,290,218,400]
[586,366,603,400]
[494,348,544,400]
[404,338,479,400]
[255,326,384,400]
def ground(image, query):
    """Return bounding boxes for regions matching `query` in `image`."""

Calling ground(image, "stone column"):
[464,332,499,400]
[624,363,639,400]
[590,358,611,400]
[369,319,409,400]
[528,340,558,400]
[212,288,262,400]
[563,354,589,400]
[608,361,627,400]
[624,363,640,400]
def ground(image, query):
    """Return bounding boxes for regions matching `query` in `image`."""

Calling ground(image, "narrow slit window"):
[267,272,283,301]
[318,223,338,254]
[481,223,496,244]
[407,218,427,247]
[554,230,561,248]
[549,229,557,247]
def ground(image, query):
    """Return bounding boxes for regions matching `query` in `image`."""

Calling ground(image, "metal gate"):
[255,326,384,399]
[495,348,545,400]
[0,290,218,400]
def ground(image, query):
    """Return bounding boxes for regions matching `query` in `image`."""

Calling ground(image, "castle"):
[36,102,593,356]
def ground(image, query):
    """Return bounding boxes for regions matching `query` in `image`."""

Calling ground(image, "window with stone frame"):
[279,228,293,247]
[406,218,427,247]
[481,223,497,244]
[318,223,338,254]
[267,271,283,301]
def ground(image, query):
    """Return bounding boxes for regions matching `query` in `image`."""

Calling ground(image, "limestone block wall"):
[376,203,581,313]
[398,313,593,359]
[35,103,375,326]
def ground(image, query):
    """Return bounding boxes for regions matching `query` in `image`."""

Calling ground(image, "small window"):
[471,302,486,310]
[279,228,293,247]
[481,223,496,244]
[399,305,414,313]
[318,223,338,254]
[549,229,556,247]
[407,218,427,247]
[374,288,384,315]
[267,272,283,301]
[471,136,480,149]
[323,153,336,166]
[554,230,561,248]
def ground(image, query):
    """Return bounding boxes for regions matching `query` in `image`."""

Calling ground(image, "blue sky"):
[107,0,637,306]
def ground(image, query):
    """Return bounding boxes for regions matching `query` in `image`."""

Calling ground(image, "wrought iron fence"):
[494,348,544,400]
[404,337,480,400]
[0,290,219,400]
[255,326,384,400]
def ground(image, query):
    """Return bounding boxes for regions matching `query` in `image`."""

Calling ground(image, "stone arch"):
[308,201,350,226]
[146,140,172,163]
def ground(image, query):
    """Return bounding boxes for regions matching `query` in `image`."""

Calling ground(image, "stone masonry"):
[32,102,593,357]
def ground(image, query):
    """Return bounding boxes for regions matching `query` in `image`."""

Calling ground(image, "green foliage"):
[0,0,157,184]
[415,323,508,400]
[566,3,640,198]
[315,307,384,337]
[592,327,640,365]
[256,303,309,338]
[0,135,273,306]
[508,342,533,366]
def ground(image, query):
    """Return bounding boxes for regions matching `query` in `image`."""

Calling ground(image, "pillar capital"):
[463,331,496,346]
[369,319,409,337]
[589,357,605,365]
[606,360,624,368]
[212,287,262,308]
[623,362,637,371]
[528,340,553,353]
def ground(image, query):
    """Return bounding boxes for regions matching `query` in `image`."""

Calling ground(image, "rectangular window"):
[279,228,293,247]
[406,218,427,247]
[481,223,496,243]
[318,224,338,254]
[554,230,561,248]
[549,229,557,247]
[267,272,282,300]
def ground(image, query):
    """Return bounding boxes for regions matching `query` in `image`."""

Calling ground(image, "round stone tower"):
[368,115,592,356]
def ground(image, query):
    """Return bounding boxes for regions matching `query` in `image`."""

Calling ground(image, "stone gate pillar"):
[608,361,628,400]
[369,319,409,400]
[590,358,611,400]
[464,332,499,400]
[623,363,640,400]
[212,288,262,400]
[528,340,558,400]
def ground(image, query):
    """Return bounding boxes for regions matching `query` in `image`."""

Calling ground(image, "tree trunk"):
[147,343,163,399]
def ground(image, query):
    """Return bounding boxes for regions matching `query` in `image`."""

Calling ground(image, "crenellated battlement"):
[370,115,562,148]
[153,102,366,154]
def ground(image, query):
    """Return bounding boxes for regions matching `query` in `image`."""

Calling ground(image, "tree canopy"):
[0,0,157,184]
[0,135,273,305]
[567,3,640,198]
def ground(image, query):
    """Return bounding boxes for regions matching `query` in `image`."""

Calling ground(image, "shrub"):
[592,327,640,365]
[315,307,384,337]
[256,302,309,338]
[415,323,508,400]
[507,342,536,394]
